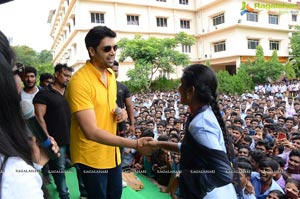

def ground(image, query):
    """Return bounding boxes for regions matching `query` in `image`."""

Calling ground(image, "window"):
[214,41,226,52]
[247,12,258,22]
[127,15,139,25]
[182,45,191,53]
[179,0,188,5]
[91,13,104,24]
[269,14,278,24]
[248,39,259,49]
[157,0,166,1]
[180,20,190,29]
[68,24,71,33]
[72,16,76,26]
[213,13,225,26]
[292,14,297,22]
[269,41,279,50]
[157,17,168,27]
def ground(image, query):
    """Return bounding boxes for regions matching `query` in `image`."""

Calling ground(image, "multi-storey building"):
[48,0,300,80]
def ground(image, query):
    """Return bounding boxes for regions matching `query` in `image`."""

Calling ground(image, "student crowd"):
[18,57,300,199]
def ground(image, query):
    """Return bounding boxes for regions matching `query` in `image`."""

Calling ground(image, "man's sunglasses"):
[102,45,118,52]
[12,63,25,77]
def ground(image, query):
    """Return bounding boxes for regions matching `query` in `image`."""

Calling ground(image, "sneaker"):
[122,180,127,188]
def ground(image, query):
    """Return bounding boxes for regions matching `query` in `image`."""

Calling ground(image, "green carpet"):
[47,167,171,199]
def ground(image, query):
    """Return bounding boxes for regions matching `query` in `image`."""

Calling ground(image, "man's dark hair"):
[24,66,37,76]
[85,26,116,57]
[40,73,54,82]
[235,156,251,165]
[54,63,73,73]
[237,162,252,177]
[256,140,271,150]
[286,117,295,125]
[289,149,300,159]
[250,149,266,163]
[141,129,154,138]
[272,156,285,168]
[243,135,252,144]
[113,60,119,66]
[259,157,279,171]
[232,125,243,133]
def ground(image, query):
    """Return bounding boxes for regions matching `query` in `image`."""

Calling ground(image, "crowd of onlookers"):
[19,59,300,199]
[121,78,300,199]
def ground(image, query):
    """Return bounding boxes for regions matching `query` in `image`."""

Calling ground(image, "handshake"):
[135,137,158,156]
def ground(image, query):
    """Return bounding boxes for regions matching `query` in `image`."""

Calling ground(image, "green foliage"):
[205,60,211,67]
[150,77,180,92]
[12,45,54,76]
[267,50,284,80]
[290,25,300,77]
[216,70,234,94]
[216,67,254,95]
[125,62,150,92]
[13,45,37,66]
[284,62,296,79]
[118,32,195,90]
[233,67,254,93]
[240,45,284,84]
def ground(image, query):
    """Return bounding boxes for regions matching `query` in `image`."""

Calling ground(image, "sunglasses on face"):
[102,45,118,53]
[12,64,25,77]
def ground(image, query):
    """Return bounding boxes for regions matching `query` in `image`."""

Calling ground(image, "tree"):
[118,32,196,90]
[240,45,284,84]
[284,62,296,79]
[290,25,300,77]
[12,45,53,75]
[216,70,234,94]
[267,50,284,81]
[13,45,37,66]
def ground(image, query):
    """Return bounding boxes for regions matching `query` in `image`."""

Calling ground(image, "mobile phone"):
[249,130,255,136]
[277,132,286,140]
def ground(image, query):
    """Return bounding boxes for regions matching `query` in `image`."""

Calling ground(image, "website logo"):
[240,1,254,16]
[240,1,300,16]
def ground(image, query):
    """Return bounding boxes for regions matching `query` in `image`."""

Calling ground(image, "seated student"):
[133,129,155,177]
[151,135,171,191]
[121,137,137,170]
[251,157,284,199]
[265,190,285,199]
[237,161,256,199]
[285,178,299,199]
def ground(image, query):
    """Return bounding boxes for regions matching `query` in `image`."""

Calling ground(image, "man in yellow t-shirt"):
[66,26,154,199]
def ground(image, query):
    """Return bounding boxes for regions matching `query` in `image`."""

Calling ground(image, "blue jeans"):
[49,145,69,199]
[78,163,122,199]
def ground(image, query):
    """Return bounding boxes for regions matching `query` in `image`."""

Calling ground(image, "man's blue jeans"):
[49,145,69,199]
[78,163,122,199]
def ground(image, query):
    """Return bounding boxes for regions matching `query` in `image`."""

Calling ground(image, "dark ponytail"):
[209,94,235,163]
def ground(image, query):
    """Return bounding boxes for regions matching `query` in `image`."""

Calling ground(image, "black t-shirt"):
[116,81,131,108]
[116,81,131,135]
[33,85,70,146]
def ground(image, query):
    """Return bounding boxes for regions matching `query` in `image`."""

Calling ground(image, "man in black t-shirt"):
[33,64,73,199]
[112,61,135,137]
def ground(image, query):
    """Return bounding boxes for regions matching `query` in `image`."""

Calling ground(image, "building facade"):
[49,0,299,80]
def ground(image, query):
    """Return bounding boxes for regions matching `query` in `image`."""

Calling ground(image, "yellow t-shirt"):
[66,61,121,169]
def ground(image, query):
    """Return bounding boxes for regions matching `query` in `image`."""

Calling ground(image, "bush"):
[150,77,180,92]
